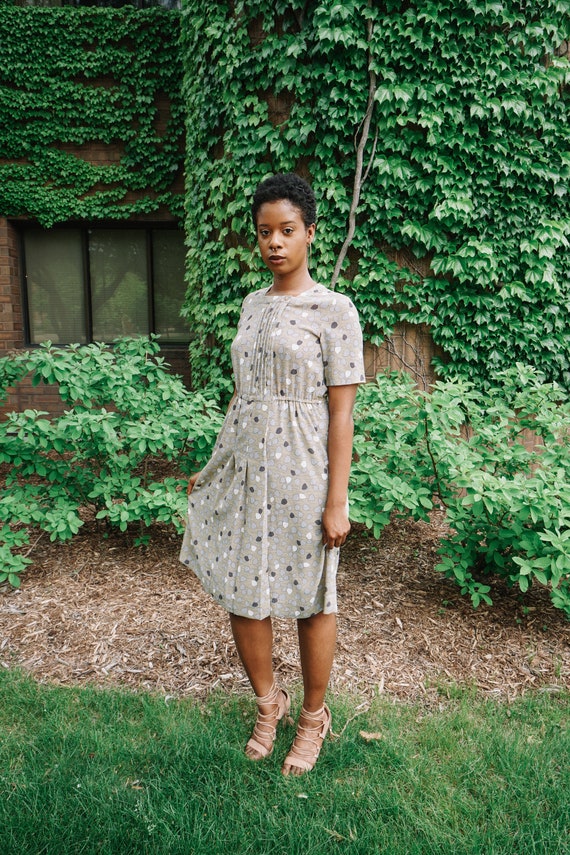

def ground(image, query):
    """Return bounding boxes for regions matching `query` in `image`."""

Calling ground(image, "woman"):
[180,173,365,775]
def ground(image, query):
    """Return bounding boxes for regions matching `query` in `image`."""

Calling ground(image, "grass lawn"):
[0,670,568,855]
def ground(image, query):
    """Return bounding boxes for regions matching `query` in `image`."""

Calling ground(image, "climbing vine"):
[181,0,570,390]
[0,6,184,225]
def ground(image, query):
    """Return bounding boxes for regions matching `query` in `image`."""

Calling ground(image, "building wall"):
[1,189,442,415]
[0,17,444,417]
[0,214,190,418]
[0,5,187,416]
[364,324,442,391]
[0,219,23,353]
[0,129,189,419]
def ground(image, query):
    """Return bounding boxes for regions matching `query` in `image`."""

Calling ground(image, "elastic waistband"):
[236,395,327,405]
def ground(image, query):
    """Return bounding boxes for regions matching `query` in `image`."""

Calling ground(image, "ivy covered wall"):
[181,0,570,391]
[0,6,184,225]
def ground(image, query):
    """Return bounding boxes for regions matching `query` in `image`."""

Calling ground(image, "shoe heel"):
[281,690,293,727]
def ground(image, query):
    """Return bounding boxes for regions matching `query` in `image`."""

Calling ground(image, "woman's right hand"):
[187,471,203,496]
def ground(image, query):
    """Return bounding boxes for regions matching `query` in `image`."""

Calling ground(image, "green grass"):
[0,670,568,855]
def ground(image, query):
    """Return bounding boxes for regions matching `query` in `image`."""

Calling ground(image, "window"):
[22,226,189,345]
[15,1,181,9]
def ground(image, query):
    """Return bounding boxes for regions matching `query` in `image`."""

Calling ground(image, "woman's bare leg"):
[282,611,336,776]
[229,613,274,696]
[297,611,337,710]
[229,613,286,759]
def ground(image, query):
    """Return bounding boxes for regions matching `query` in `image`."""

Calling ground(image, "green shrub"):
[4,342,570,622]
[0,337,224,587]
[350,366,570,618]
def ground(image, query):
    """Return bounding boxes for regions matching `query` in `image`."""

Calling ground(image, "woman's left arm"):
[322,384,359,549]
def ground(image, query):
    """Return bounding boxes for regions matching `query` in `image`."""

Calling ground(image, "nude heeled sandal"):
[245,682,292,760]
[281,703,332,776]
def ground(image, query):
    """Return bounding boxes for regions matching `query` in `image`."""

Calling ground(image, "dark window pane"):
[89,230,148,341]
[24,230,86,344]
[15,2,181,8]
[152,229,189,342]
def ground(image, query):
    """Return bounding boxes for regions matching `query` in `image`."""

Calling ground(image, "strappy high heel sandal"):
[281,703,332,776]
[245,682,292,760]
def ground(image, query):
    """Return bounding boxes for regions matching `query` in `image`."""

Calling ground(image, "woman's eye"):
[283,228,293,235]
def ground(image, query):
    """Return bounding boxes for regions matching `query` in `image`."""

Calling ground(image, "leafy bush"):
[4,342,570,622]
[350,366,570,618]
[0,338,224,587]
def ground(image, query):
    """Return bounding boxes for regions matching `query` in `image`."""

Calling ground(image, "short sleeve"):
[239,292,254,318]
[321,295,366,387]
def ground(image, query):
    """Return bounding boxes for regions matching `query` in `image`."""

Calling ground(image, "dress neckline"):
[263,284,323,299]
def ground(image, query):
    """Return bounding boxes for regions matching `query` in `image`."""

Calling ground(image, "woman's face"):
[256,199,315,276]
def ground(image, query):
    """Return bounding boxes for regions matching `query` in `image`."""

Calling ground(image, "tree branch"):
[330,11,377,290]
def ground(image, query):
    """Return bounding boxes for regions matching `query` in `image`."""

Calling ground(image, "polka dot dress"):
[179,284,365,620]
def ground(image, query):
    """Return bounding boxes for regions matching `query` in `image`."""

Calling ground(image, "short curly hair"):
[251,173,316,228]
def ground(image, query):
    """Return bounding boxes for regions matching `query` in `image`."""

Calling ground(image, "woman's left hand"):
[321,502,351,549]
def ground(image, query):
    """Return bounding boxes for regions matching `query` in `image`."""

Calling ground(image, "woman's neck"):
[267,270,316,296]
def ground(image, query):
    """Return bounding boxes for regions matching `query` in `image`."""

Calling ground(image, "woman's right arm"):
[187,470,201,495]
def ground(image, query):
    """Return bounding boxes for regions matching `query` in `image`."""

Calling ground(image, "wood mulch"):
[1,514,569,705]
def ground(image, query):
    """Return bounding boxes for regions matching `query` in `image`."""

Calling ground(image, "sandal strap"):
[254,681,281,706]
[283,704,331,773]
[246,683,291,759]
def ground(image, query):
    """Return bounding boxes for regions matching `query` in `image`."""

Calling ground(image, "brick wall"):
[1,373,63,417]
[0,219,23,353]
[0,217,66,414]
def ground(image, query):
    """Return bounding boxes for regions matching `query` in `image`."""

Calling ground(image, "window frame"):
[18,221,188,347]
[15,2,181,9]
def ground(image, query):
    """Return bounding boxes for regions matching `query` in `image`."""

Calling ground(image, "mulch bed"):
[1,514,569,704]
